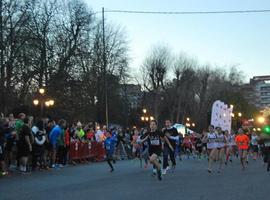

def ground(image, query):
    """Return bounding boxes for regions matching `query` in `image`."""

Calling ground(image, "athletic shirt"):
[251,135,258,146]
[228,134,236,146]
[143,130,164,153]
[235,134,250,150]
[207,132,217,149]
[216,134,226,148]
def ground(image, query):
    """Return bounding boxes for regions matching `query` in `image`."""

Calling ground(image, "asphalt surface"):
[0,157,269,200]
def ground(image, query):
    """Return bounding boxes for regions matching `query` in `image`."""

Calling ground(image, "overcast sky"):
[86,0,270,82]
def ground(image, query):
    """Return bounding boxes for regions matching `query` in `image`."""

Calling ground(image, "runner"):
[216,127,227,173]
[203,125,217,173]
[250,131,259,160]
[225,130,236,165]
[258,132,270,172]
[235,128,250,170]
[162,119,178,174]
[131,129,141,159]
[140,120,173,181]
[104,131,117,172]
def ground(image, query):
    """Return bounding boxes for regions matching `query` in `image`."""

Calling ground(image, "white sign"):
[211,100,233,133]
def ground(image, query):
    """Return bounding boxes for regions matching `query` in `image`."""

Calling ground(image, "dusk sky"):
[86,0,270,82]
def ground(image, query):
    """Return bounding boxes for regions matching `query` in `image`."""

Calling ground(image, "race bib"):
[150,139,160,145]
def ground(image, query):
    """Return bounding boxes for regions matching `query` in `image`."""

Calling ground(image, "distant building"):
[242,76,270,109]
[119,84,142,110]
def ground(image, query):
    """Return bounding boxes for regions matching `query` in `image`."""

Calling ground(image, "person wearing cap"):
[75,121,85,139]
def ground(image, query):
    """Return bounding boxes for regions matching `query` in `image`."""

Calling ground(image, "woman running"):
[235,128,250,170]
[203,125,218,173]
[216,127,227,173]
[225,130,236,165]
[250,131,259,160]
[140,120,173,181]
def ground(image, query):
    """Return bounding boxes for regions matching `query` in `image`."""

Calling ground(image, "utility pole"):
[0,0,5,113]
[102,7,109,128]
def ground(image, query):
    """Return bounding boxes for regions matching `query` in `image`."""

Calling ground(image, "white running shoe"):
[162,169,167,175]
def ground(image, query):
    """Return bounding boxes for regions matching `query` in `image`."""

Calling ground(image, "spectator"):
[49,119,66,168]
[0,120,8,175]
[86,127,95,141]
[75,121,85,140]
[17,117,32,173]
[57,126,66,167]
[32,120,46,171]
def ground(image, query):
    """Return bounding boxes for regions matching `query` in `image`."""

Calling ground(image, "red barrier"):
[69,141,106,162]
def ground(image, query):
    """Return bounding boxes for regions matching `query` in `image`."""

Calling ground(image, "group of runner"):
[104,120,270,181]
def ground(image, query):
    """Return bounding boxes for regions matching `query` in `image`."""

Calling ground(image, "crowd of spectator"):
[0,112,135,176]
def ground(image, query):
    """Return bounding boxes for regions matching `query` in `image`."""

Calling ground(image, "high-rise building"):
[242,76,270,109]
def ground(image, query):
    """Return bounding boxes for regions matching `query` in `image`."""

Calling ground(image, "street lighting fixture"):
[231,113,235,117]
[141,116,145,121]
[230,104,234,109]
[187,117,190,122]
[45,101,50,107]
[238,112,242,117]
[39,88,45,95]
[257,116,265,124]
[49,100,55,106]
[192,123,195,127]
[33,99,39,106]
[145,117,149,121]
[143,109,147,114]
[150,116,154,121]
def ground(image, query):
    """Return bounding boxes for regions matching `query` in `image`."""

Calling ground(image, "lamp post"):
[33,88,54,117]
[185,117,195,134]
[140,108,154,127]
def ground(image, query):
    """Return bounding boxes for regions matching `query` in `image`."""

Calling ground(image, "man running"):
[235,128,250,170]
[140,120,173,181]
[162,119,178,174]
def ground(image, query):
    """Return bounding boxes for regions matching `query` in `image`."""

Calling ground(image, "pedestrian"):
[202,125,218,173]
[216,127,227,173]
[140,120,172,181]
[31,120,46,170]
[162,119,178,174]
[250,131,259,160]
[0,120,8,176]
[104,131,117,172]
[49,119,66,168]
[17,117,33,174]
[235,128,250,171]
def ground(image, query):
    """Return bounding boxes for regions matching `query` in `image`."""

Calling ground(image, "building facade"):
[242,76,270,109]
[119,84,142,110]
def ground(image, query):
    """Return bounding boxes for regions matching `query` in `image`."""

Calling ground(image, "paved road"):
[0,158,269,200]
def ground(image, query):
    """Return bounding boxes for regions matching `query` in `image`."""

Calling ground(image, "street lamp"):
[33,88,54,117]
[141,116,145,121]
[39,88,45,95]
[150,116,154,121]
[143,109,147,114]
[257,116,265,124]
[238,112,242,117]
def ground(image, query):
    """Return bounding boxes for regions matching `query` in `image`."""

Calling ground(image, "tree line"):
[140,45,258,131]
[0,0,129,123]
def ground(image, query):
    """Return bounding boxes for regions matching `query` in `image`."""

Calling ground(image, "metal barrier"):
[69,141,105,162]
